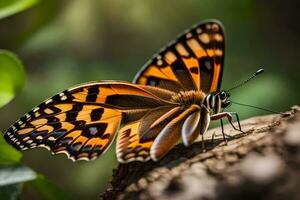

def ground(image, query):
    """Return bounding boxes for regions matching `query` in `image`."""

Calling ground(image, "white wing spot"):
[36,136,43,140]
[27,140,33,144]
[55,150,70,157]
[33,107,40,112]
[47,136,56,141]
[45,99,53,105]
[30,143,37,147]
[196,28,202,34]
[39,144,50,150]
[186,32,192,39]
[206,24,212,29]
[60,95,67,101]
[77,157,89,161]
[157,59,163,66]
[212,24,219,31]
[89,127,98,136]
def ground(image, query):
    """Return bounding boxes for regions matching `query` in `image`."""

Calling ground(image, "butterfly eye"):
[220,91,226,100]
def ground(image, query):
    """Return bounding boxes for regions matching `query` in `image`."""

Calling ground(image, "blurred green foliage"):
[0,133,22,165]
[29,174,69,200]
[0,50,68,199]
[0,0,39,19]
[0,50,25,108]
[0,49,31,199]
[0,3,69,199]
[0,0,299,199]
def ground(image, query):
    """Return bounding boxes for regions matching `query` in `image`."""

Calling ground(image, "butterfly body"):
[4,20,235,163]
[170,90,205,107]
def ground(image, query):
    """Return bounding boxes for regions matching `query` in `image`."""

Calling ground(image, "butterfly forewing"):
[4,82,175,161]
[134,20,225,93]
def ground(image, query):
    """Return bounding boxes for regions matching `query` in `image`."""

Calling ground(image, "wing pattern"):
[134,20,225,93]
[4,82,174,161]
[4,20,226,163]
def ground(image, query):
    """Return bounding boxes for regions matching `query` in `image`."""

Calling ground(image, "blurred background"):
[0,0,299,199]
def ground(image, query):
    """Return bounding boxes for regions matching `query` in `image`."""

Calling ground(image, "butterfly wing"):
[116,105,181,163]
[117,119,152,163]
[133,20,225,93]
[4,81,174,161]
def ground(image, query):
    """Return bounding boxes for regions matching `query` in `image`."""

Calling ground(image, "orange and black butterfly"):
[3,20,243,163]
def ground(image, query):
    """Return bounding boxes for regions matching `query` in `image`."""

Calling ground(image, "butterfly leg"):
[225,112,245,134]
[211,112,244,143]
[232,112,243,133]
[211,119,227,144]
[220,119,228,144]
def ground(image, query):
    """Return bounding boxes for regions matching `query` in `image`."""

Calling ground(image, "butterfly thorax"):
[171,90,206,108]
[203,93,222,115]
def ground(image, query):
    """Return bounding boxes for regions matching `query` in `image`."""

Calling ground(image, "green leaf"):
[0,0,40,19]
[0,184,22,200]
[0,164,36,200]
[0,50,26,108]
[0,134,22,165]
[29,174,69,200]
[0,164,36,186]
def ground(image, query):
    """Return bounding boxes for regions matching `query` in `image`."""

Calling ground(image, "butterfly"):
[3,20,243,163]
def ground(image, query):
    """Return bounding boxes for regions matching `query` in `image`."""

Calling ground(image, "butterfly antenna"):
[227,68,264,92]
[230,100,289,116]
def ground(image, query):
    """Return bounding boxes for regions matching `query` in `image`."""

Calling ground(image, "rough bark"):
[101,106,300,200]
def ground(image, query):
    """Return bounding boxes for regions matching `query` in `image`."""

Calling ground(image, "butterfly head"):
[219,90,231,108]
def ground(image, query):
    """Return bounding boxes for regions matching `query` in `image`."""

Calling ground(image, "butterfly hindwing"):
[4,82,174,161]
[116,120,152,163]
[116,105,180,163]
[133,20,225,93]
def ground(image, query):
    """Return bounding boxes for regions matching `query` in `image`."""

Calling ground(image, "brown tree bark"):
[101,106,300,200]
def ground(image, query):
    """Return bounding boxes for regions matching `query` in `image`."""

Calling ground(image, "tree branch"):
[101,106,300,200]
